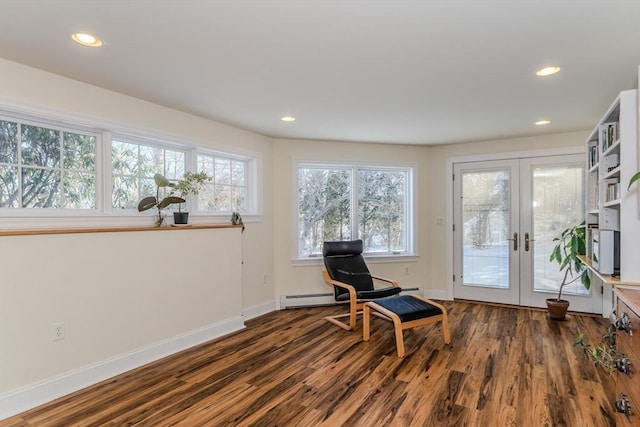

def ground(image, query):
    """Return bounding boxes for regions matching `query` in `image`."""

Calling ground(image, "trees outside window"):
[358,169,407,253]
[111,139,185,210]
[0,119,97,209]
[196,153,248,212]
[298,164,412,257]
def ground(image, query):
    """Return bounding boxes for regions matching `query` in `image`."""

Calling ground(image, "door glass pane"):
[462,169,510,288]
[532,165,586,295]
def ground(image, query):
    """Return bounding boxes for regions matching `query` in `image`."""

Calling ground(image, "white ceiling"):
[0,0,639,145]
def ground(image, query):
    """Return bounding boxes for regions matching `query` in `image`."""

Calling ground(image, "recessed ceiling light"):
[535,120,551,126]
[281,116,296,122]
[71,32,103,47]
[536,66,561,77]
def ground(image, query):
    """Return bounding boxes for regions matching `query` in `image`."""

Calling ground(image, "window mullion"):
[186,148,197,212]
[405,170,411,253]
[351,166,358,241]
[58,129,65,207]
[17,124,23,208]
[101,132,112,213]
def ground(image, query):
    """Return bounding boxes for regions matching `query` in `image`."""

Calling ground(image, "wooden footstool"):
[363,295,450,358]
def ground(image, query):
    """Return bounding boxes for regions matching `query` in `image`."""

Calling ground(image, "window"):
[111,139,185,210]
[297,164,412,257]
[1,110,259,226]
[196,153,248,212]
[0,119,98,209]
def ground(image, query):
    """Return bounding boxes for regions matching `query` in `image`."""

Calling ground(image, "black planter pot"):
[173,212,189,225]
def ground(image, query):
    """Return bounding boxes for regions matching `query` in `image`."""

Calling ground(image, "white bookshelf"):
[584,89,640,317]
[585,89,639,279]
[584,90,640,317]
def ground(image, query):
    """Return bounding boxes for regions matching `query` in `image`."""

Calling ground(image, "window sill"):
[0,224,243,237]
[0,213,262,231]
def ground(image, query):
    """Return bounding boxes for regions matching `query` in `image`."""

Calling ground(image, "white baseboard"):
[0,316,245,420]
[242,300,276,320]
[279,293,335,308]
[423,289,449,301]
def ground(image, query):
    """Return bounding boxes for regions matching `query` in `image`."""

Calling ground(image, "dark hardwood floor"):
[2,301,616,426]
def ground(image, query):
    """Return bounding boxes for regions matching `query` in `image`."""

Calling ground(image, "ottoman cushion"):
[373,295,443,323]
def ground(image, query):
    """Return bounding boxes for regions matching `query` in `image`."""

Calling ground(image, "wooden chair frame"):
[363,295,451,358]
[322,270,401,331]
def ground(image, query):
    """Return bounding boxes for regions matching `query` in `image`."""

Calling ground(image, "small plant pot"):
[173,212,189,225]
[546,298,570,320]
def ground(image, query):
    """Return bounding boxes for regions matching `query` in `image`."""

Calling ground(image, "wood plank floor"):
[2,301,617,427]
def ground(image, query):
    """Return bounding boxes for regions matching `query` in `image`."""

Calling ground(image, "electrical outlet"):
[405,267,409,275]
[52,321,65,341]
[263,274,269,285]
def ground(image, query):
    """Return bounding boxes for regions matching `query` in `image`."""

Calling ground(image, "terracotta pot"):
[546,298,570,320]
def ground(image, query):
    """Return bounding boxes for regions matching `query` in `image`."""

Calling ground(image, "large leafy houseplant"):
[628,171,640,190]
[137,173,185,227]
[547,221,591,320]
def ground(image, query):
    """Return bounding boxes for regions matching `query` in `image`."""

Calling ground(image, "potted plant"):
[628,171,640,190]
[231,211,245,232]
[169,171,211,225]
[137,173,185,227]
[547,221,591,320]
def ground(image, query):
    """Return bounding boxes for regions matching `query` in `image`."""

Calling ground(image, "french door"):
[453,154,602,313]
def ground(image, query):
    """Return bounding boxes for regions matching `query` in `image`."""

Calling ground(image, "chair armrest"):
[371,275,400,288]
[322,270,357,300]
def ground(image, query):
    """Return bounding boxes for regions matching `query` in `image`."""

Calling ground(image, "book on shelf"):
[599,122,619,152]
[604,178,620,202]
[589,144,599,168]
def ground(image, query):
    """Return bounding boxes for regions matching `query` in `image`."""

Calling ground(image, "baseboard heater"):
[280,287,422,309]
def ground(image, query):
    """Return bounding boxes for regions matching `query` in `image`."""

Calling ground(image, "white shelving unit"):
[584,89,640,317]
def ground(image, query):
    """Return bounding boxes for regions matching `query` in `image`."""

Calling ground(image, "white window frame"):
[193,150,252,214]
[0,113,103,216]
[295,161,415,261]
[110,134,189,213]
[0,107,261,230]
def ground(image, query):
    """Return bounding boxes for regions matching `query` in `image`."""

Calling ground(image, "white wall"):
[0,59,275,416]
[271,132,589,301]
[0,58,275,313]
[272,138,434,299]
[0,228,241,392]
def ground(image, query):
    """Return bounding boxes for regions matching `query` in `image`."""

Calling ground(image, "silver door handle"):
[525,233,534,251]
[510,232,518,251]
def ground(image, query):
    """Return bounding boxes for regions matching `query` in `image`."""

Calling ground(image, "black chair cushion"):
[323,240,364,257]
[323,240,374,299]
[335,286,402,302]
[372,295,442,322]
[323,240,402,301]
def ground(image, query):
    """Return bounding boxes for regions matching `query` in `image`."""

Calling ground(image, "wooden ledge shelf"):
[578,255,640,287]
[616,288,640,315]
[0,224,242,237]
